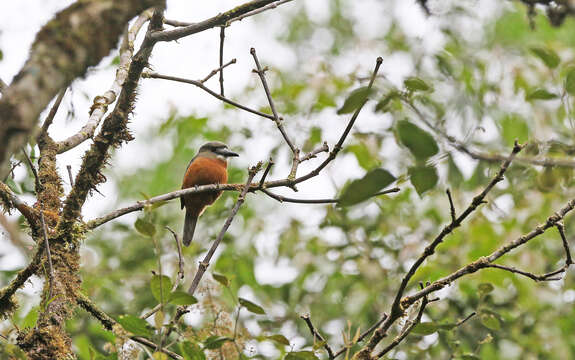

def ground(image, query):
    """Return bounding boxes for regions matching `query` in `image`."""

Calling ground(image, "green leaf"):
[374,91,401,112]
[526,88,558,101]
[239,297,266,315]
[203,335,232,349]
[404,77,432,92]
[478,282,494,295]
[135,218,156,237]
[396,120,439,160]
[412,322,439,335]
[117,314,153,337]
[499,114,529,146]
[21,307,39,329]
[565,67,575,95]
[212,273,230,287]
[153,352,169,360]
[169,291,198,305]
[180,341,206,360]
[266,334,290,346]
[347,143,380,170]
[337,86,375,115]
[409,165,438,196]
[285,351,320,360]
[530,46,560,69]
[339,168,396,206]
[480,313,501,331]
[150,275,172,303]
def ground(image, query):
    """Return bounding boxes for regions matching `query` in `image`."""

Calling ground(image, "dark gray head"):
[197,141,239,159]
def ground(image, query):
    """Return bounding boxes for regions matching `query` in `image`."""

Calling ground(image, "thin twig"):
[200,59,237,84]
[141,226,186,320]
[485,263,565,282]
[375,297,429,358]
[556,222,573,265]
[219,26,225,96]
[300,142,329,162]
[66,165,74,187]
[250,47,297,153]
[456,312,476,327]
[446,189,456,223]
[21,147,40,192]
[332,314,388,359]
[262,187,400,204]
[39,88,67,136]
[143,72,274,120]
[258,158,274,188]
[300,314,335,359]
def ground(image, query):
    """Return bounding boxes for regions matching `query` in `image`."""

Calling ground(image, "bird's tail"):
[183,210,198,246]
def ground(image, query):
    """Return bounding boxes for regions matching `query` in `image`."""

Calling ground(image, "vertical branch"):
[219,26,226,96]
[40,213,54,304]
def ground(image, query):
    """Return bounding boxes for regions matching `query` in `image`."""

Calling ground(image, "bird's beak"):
[218,148,239,157]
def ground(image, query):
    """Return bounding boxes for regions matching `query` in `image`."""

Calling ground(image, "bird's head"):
[197,141,239,160]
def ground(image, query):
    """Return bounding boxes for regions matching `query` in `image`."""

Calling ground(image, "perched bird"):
[181,141,239,246]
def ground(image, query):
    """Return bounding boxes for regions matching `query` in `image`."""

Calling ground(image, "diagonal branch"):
[300,314,335,358]
[56,10,153,154]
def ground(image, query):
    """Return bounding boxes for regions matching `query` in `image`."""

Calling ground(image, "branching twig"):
[259,158,274,188]
[556,222,573,265]
[250,47,297,153]
[300,142,329,162]
[375,297,429,358]
[200,59,237,84]
[143,72,274,120]
[300,314,335,359]
[332,314,388,359]
[56,10,153,154]
[485,263,566,282]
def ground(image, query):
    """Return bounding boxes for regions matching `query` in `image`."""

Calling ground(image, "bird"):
[181,141,239,246]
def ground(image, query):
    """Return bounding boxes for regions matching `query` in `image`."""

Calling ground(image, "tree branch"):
[0,0,164,178]
[300,314,335,359]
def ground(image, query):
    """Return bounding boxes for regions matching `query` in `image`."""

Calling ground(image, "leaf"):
[180,341,206,360]
[117,314,153,337]
[154,310,165,330]
[21,307,39,329]
[396,120,439,160]
[526,88,558,101]
[135,218,156,237]
[169,291,198,306]
[203,335,232,349]
[565,67,575,95]
[339,168,396,206]
[478,282,494,295]
[212,273,230,287]
[447,155,464,187]
[337,86,375,115]
[285,351,320,360]
[404,77,432,92]
[150,275,172,303]
[499,114,529,146]
[480,313,501,331]
[409,165,438,196]
[530,46,560,69]
[412,322,439,335]
[153,352,168,360]
[266,334,290,346]
[313,340,327,350]
[374,91,401,112]
[239,297,266,315]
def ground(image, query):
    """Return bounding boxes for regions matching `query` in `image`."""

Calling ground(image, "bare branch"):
[66,165,74,188]
[200,59,237,84]
[39,88,67,137]
[152,0,287,42]
[300,314,335,359]
[300,142,329,162]
[259,158,274,188]
[262,187,400,204]
[143,72,274,120]
[333,314,388,359]
[456,312,476,327]
[0,0,164,178]
[219,27,226,96]
[556,222,573,265]
[484,263,566,282]
[446,189,456,223]
[0,181,39,230]
[251,47,297,153]
[56,10,153,154]
[21,147,40,192]
[0,243,44,309]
